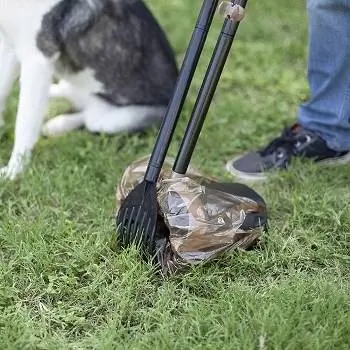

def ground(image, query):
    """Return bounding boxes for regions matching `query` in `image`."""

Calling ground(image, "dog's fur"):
[0,0,178,179]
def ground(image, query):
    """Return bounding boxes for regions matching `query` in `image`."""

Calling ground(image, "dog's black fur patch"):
[37,0,178,107]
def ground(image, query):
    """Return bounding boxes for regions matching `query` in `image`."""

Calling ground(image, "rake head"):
[116,181,159,255]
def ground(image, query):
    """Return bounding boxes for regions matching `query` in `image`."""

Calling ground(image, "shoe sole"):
[226,152,350,182]
[225,156,268,181]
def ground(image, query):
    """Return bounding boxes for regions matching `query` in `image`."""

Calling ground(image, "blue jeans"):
[298,0,350,151]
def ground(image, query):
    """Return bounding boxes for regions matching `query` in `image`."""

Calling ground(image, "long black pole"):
[144,0,219,182]
[173,0,248,174]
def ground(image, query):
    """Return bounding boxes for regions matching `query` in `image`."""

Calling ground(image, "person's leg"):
[226,0,350,180]
[299,0,350,151]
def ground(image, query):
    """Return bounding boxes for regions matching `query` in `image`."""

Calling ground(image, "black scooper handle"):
[144,0,219,183]
[173,0,248,174]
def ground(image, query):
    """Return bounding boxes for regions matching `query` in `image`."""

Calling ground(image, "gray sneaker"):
[226,124,350,181]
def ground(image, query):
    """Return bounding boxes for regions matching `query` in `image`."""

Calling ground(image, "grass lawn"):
[1,1,350,349]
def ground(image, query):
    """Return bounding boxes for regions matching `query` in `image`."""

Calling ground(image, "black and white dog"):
[0,0,178,179]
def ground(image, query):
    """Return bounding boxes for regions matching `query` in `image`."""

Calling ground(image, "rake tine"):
[139,211,147,244]
[148,218,157,250]
[132,222,143,250]
[120,207,129,245]
[131,222,139,246]
[134,221,145,252]
[126,207,136,236]
[121,207,128,229]
[138,226,145,249]
[132,208,144,239]
[139,211,147,230]
[145,218,152,251]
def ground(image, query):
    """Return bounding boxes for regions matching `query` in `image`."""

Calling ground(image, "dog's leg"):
[0,35,19,127]
[42,112,85,136]
[49,80,88,110]
[44,80,86,136]
[0,54,53,179]
[49,80,83,107]
[84,96,165,134]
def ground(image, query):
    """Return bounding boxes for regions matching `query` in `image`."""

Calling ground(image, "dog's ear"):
[59,0,108,39]
[37,0,109,57]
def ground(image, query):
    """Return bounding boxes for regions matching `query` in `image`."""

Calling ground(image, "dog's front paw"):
[0,166,14,180]
[42,115,69,136]
[42,114,84,137]
[0,162,25,181]
[1,152,31,180]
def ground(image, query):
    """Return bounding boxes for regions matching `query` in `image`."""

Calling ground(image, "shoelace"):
[259,127,299,157]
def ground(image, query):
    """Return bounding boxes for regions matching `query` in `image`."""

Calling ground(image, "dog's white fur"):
[0,1,165,179]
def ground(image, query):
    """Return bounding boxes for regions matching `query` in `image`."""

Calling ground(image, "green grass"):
[1,1,350,349]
